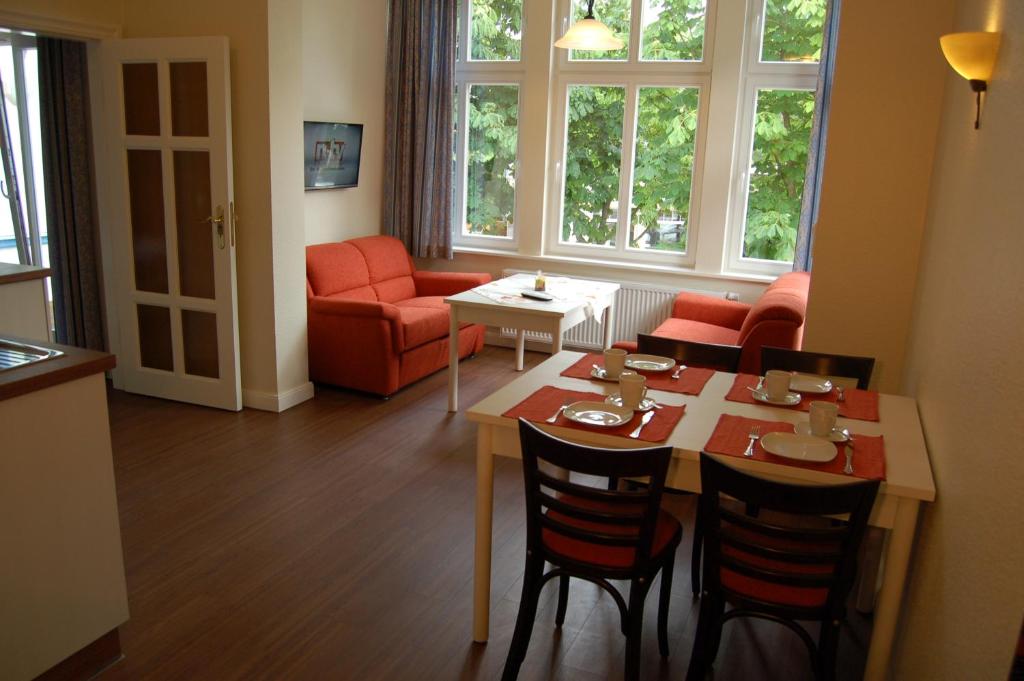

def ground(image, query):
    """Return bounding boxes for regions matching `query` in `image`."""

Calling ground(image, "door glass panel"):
[760,0,827,64]
[137,304,173,371]
[170,62,209,136]
[464,84,518,238]
[122,63,160,135]
[561,85,625,248]
[641,0,707,61]
[740,88,816,262]
[470,0,522,61]
[629,87,700,253]
[126,149,169,293]
[173,151,215,299]
[182,309,219,378]
[569,0,630,61]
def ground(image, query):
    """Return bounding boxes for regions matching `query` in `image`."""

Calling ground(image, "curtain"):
[39,37,106,350]
[382,0,457,259]
[793,0,841,272]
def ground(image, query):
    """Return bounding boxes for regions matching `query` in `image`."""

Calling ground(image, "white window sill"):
[451,245,780,286]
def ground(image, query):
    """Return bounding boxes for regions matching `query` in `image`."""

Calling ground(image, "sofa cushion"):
[395,304,450,351]
[349,236,415,284]
[324,287,379,303]
[396,297,473,332]
[653,318,741,346]
[737,272,810,343]
[374,275,418,303]
[306,242,371,297]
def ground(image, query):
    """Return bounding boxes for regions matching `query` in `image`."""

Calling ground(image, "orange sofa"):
[306,236,491,396]
[616,272,810,375]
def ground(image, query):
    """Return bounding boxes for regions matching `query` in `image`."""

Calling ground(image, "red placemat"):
[560,353,714,396]
[724,374,880,422]
[703,414,886,480]
[502,385,686,443]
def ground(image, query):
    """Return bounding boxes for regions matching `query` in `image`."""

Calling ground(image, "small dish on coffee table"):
[563,401,633,427]
[624,354,675,372]
[605,393,657,412]
[751,389,802,406]
[794,422,850,442]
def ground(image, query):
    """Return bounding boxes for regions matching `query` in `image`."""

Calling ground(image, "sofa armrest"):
[309,297,401,321]
[671,292,751,330]
[413,270,492,297]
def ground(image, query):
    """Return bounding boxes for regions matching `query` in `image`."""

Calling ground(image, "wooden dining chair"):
[637,334,742,373]
[687,454,879,681]
[760,346,875,390]
[503,419,682,681]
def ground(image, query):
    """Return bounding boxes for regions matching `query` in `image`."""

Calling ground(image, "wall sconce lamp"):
[554,0,624,51]
[940,32,1001,129]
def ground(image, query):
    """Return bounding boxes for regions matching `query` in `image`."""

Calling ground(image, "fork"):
[671,364,688,380]
[743,425,761,457]
[546,399,571,423]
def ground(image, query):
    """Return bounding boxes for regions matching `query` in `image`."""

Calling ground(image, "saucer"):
[624,354,675,372]
[563,401,633,427]
[789,373,833,394]
[605,393,657,412]
[795,422,850,442]
[590,366,624,382]
[751,390,801,406]
[760,432,837,462]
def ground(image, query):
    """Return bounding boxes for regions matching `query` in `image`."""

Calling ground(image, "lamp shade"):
[940,32,1001,81]
[554,17,625,50]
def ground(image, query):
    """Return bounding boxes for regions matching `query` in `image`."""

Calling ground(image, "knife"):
[629,410,656,439]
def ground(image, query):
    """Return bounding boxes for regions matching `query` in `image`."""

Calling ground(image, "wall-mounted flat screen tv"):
[304,121,364,190]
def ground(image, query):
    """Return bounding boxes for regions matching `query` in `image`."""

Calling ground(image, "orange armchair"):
[616,272,810,375]
[306,236,491,396]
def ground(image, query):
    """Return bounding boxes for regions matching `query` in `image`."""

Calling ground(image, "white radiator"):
[498,269,735,351]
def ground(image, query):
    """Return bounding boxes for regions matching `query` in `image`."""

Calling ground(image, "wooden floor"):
[102,346,870,681]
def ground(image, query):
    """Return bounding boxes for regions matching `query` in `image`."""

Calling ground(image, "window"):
[0,31,47,270]
[452,0,828,276]
[453,0,524,247]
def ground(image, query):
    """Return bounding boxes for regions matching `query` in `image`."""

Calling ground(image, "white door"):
[101,37,241,410]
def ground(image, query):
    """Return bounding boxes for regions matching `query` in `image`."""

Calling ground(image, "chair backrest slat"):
[518,419,673,573]
[760,346,875,390]
[698,453,879,616]
[638,334,742,373]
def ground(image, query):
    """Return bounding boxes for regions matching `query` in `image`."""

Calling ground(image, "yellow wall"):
[302,0,387,246]
[895,0,1024,676]
[802,0,956,391]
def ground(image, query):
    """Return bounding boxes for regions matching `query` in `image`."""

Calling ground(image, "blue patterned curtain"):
[793,0,841,272]
[382,0,457,259]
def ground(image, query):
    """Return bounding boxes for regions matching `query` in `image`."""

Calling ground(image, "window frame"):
[452,0,527,251]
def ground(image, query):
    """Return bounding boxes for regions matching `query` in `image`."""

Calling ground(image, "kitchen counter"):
[0,337,129,680]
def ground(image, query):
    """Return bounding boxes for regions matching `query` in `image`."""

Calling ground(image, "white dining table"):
[465,351,935,681]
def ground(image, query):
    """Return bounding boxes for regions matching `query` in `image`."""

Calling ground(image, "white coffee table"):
[445,274,619,411]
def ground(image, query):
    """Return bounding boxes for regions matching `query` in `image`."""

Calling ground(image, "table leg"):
[551,320,563,355]
[863,498,919,681]
[448,309,459,412]
[473,425,495,642]
[515,329,526,371]
[602,300,615,350]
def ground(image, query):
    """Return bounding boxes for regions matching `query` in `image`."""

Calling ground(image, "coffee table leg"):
[448,309,459,412]
[602,300,615,349]
[515,329,526,371]
[473,424,495,642]
[551,320,563,354]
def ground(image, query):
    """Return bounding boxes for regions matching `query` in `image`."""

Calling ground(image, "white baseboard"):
[243,381,315,412]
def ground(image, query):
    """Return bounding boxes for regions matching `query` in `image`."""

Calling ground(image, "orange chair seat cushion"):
[717,522,838,609]
[394,297,472,350]
[542,495,681,569]
[652,318,741,346]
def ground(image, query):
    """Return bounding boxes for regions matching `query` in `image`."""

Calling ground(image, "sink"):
[0,340,64,372]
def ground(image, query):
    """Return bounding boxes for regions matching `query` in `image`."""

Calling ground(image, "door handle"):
[207,206,225,249]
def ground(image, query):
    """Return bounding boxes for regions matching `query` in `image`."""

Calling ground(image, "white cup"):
[764,370,791,400]
[603,348,628,378]
[809,401,839,438]
[619,371,647,410]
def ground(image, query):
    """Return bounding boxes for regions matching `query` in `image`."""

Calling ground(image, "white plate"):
[590,366,625,382]
[789,373,833,394]
[760,432,838,463]
[605,394,657,412]
[794,422,850,442]
[751,390,802,406]
[563,401,634,427]
[625,354,676,372]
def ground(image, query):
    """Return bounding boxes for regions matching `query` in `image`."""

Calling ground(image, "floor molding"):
[242,381,314,412]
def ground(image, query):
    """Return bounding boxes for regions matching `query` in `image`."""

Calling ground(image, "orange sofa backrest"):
[737,271,810,345]
[306,236,417,303]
